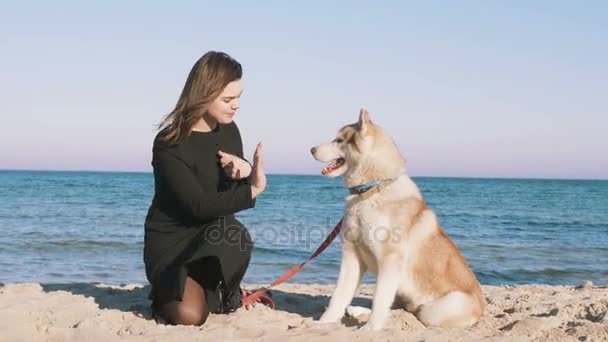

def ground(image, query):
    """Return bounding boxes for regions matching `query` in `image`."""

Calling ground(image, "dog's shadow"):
[264,289,373,327]
[269,289,371,318]
[40,283,372,326]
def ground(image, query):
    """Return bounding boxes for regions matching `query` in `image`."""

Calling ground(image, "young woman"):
[144,51,267,326]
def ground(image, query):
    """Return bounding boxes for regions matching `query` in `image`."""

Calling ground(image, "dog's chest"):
[343,201,396,262]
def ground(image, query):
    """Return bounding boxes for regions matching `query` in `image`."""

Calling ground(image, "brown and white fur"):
[310,109,485,331]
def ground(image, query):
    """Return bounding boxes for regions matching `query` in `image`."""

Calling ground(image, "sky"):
[1,1,606,179]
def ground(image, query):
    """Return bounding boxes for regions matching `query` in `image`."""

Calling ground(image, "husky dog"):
[310,109,485,330]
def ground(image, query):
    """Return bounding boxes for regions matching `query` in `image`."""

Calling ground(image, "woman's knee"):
[162,276,209,326]
[165,302,209,326]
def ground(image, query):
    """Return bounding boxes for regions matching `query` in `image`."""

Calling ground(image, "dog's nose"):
[310,147,317,155]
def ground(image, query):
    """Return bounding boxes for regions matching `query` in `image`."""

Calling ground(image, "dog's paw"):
[318,312,343,324]
[345,305,371,318]
[359,321,384,331]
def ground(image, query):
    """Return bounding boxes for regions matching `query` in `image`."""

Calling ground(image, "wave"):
[476,267,608,286]
[15,239,140,251]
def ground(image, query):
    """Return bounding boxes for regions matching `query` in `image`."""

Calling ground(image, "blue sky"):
[1,1,606,178]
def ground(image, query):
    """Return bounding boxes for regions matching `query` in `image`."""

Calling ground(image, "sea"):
[1,170,607,286]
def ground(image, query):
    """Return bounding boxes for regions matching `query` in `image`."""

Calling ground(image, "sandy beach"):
[1,282,606,341]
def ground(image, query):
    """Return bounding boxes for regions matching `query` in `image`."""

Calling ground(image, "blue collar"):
[348,178,395,195]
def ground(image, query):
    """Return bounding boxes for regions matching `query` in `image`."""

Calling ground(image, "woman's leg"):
[160,276,209,326]
[192,221,253,313]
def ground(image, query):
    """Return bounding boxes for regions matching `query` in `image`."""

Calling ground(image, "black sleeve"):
[232,123,254,184]
[153,146,255,222]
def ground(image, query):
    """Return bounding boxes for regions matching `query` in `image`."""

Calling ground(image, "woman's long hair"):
[158,51,242,144]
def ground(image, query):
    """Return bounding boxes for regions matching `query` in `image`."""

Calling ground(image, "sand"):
[0,281,606,341]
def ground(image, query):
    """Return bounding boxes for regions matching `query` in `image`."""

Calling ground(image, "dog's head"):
[310,108,406,185]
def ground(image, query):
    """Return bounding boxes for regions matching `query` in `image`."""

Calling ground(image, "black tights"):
[161,275,210,326]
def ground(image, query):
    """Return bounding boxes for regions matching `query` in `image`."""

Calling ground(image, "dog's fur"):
[310,109,485,330]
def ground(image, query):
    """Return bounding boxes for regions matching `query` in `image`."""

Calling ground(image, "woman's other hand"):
[218,150,252,180]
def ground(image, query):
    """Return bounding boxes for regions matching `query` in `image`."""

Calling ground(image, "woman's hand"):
[218,150,252,180]
[250,143,266,199]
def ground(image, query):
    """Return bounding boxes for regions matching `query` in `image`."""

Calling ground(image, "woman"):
[144,51,266,326]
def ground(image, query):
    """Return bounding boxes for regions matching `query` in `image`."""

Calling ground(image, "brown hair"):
[158,51,242,144]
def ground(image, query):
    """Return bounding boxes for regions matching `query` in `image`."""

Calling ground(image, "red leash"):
[242,217,344,307]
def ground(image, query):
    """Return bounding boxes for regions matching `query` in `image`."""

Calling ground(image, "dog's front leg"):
[319,243,364,323]
[361,253,400,331]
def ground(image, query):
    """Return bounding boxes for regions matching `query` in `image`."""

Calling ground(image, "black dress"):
[144,121,255,313]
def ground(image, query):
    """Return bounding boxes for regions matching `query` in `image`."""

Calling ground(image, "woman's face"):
[206,79,243,124]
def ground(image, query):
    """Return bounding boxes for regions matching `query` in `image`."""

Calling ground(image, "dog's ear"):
[358,108,372,133]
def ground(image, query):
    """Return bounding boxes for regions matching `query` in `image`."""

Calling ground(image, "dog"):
[310,108,485,331]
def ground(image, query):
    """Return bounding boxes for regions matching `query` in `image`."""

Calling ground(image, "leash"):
[241,217,344,306]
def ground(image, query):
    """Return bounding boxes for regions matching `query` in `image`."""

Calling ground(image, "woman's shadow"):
[42,283,154,319]
[41,283,371,325]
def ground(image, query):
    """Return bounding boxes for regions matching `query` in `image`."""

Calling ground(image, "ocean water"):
[0,170,607,286]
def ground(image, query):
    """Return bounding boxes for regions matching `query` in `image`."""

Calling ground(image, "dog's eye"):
[334,138,344,144]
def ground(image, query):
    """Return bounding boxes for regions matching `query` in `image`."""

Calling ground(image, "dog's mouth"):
[321,158,345,176]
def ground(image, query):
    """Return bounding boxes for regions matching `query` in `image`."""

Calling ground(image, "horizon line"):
[1,168,606,182]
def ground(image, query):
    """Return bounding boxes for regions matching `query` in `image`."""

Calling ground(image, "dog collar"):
[348,178,395,195]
